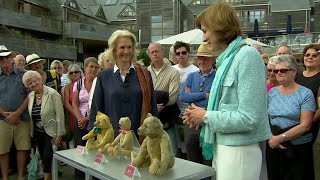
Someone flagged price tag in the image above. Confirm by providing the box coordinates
[95,152,108,164]
[76,145,88,156]
[124,164,140,179]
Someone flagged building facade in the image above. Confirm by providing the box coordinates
[0,0,137,62]
[136,0,319,48]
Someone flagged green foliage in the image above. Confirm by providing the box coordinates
[137,48,150,67]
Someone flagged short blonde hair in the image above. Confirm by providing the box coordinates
[50,60,63,69]
[98,49,113,68]
[22,70,42,87]
[196,2,243,45]
[108,30,137,64]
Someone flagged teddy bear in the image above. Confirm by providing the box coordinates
[131,113,175,175]
[105,117,134,156]
[82,111,114,152]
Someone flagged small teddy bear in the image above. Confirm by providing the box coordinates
[82,111,114,151]
[131,113,175,175]
[105,117,134,156]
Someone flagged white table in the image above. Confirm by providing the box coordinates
[53,148,215,180]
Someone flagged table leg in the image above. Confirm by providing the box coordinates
[52,156,58,180]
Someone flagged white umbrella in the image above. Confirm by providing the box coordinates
[245,38,269,47]
[156,29,203,45]
[156,29,269,47]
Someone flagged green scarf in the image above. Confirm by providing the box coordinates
[200,36,246,160]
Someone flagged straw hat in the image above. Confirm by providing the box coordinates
[26,53,46,66]
[0,45,15,57]
[194,43,215,57]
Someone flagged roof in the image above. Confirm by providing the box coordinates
[270,0,311,12]
[102,4,136,21]
[24,0,49,9]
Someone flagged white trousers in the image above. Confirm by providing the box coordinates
[214,143,262,180]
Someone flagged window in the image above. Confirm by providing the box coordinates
[119,6,136,17]
[151,16,174,42]
[189,0,212,6]
[105,0,118,5]
[120,0,134,4]
[69,2,76,8]
[244,10,266,22]
[183,19,188,32]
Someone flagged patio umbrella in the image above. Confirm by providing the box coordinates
[254,19,259,36]
[156,29,203,45]
[286,15,292,34]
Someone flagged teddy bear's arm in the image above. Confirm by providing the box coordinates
[111,134,121,146]
[97,129,114,148]
[121,132,133,148]
[82,130,95,140]
[159,138,171,168]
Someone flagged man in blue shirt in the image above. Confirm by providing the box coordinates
[0,45,30,180]
[179,42,215,166]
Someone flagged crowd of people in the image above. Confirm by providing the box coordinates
[0,2,320,180]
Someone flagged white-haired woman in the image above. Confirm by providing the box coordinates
[98,49,113,70]
[267,56,280,92]
[89,30,158,139]
[22,71,65,180]
[267,55,316,180]
[62,64,82,146]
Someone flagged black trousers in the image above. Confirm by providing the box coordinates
[266,142,314,180]
[184,125,212,166]
[34,131,53,173]
[73,120,88,178]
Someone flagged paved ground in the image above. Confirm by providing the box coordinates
[8,163,75,180]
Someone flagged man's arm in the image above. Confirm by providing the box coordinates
[4,96,28,124]
[167,70,180,106]
[179,73,206,103]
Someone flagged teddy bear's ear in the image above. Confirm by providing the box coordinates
[146,113,152,118]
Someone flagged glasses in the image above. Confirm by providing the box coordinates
[175,51,188,56]
[304,53,319,58]
[200,81,204,92]
[69,71,80,75]
[273,69,293,74]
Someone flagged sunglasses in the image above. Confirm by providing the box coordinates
[175,51,188,56]
[200,81,204,92]
[304,53,319,58]
[69,71,80,75]
[273,69,293,74]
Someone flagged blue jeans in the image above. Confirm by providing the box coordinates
[165,126,178,156]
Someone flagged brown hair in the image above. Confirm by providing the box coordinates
[196,2,243,45]
[84,57,98,68]
[301,44,320,62]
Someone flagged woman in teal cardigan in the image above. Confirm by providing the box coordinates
[182,3,272,180]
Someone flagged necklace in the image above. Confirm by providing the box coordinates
[36,93,42,100]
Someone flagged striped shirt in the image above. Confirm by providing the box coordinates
[32,101,45,132]
[148,61,180,106]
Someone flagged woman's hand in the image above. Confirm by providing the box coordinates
[54,136,62,146]
[268,135,286,149]
[78,117,88,130]
[182,103,206,130]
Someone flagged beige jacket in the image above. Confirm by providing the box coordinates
[28,85,66,137]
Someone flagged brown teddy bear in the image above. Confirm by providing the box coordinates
[131,113,175,175]
[82,111,114,152]
[105,117,134,156]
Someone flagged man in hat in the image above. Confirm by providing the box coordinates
[0,45,30,180]
[147,42,180,155]
[179,42,216,166]
[26,53,61,92]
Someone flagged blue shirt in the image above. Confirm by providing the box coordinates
[0,66,30,121]
[268,86,316,145]
[179,69,215,108]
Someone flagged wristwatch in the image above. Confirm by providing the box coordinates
[281,133,287,142]
[202,112,209,124]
